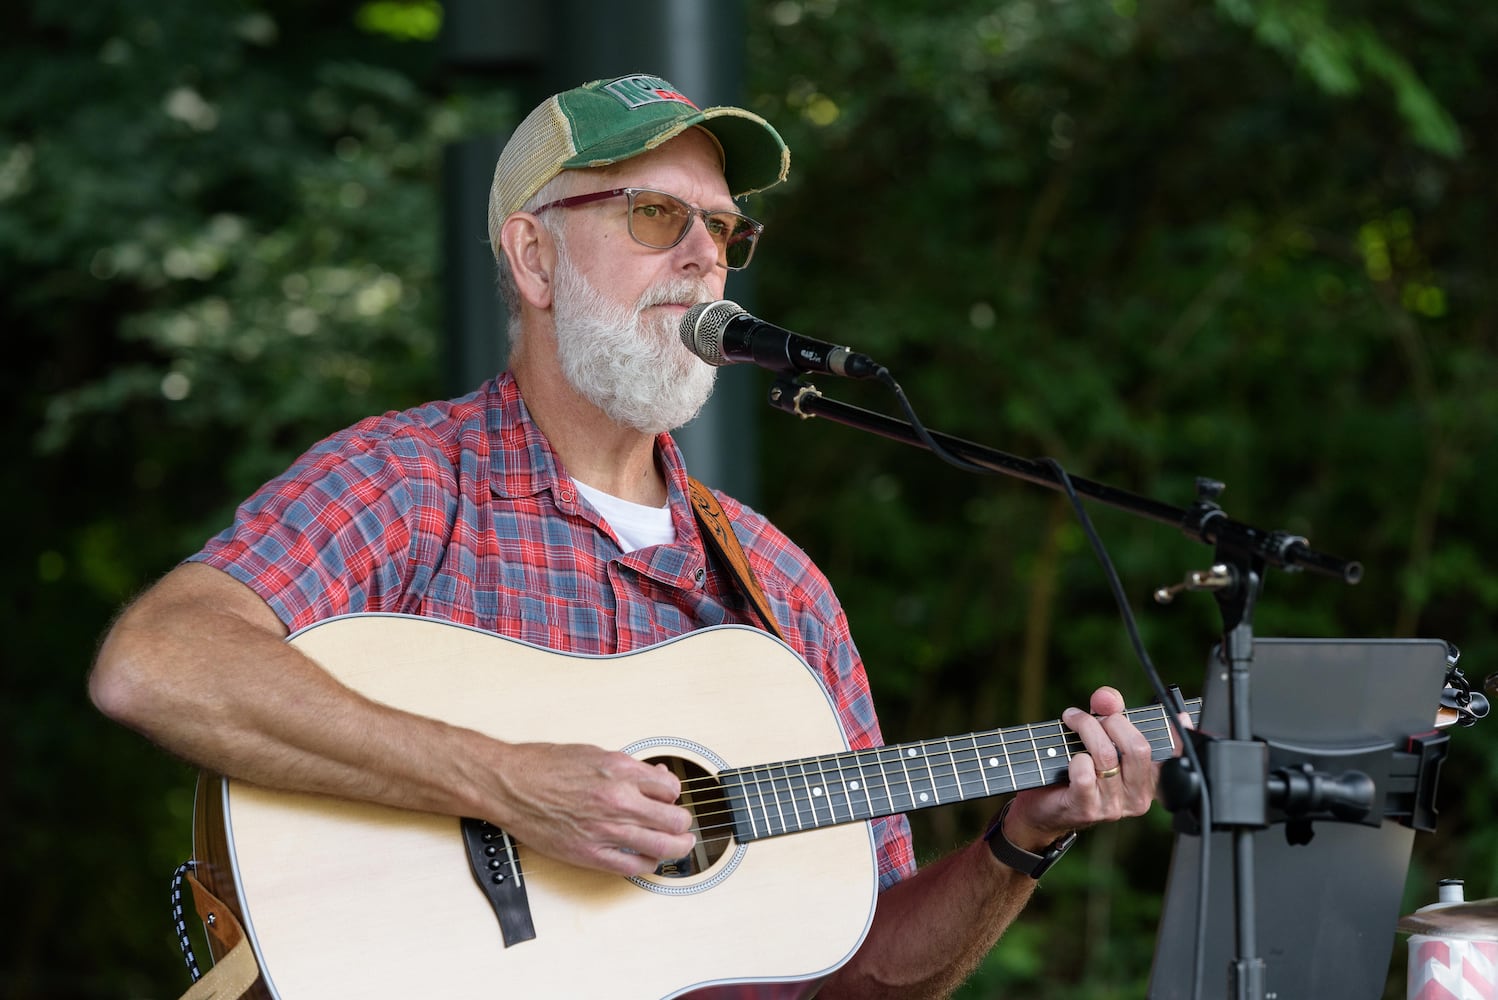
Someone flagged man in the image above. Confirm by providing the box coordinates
[89,73,1160,998]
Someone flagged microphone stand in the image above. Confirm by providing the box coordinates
[767,377,1361,1000]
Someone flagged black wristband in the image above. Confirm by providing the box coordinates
[983,799,1077,879]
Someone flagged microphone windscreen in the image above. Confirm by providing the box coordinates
[678,299,746,366]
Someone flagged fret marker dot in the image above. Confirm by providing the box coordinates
[849,781,860,790]
[919,792,930,803]
[906,748,917,757]
[1046,748,1058,757]
[812,787,823,797]
[987,758,999,767]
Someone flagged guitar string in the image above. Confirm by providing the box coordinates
[679,731,1176,842]
[680,705,1196,793]
[483,713,1195,863]
[680,710,1191,802]
[680,713,1188,810]
[667,711,1194,843]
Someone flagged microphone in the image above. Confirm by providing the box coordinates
[679,300,884,380]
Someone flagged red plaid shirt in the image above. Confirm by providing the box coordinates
[193,371,916,997]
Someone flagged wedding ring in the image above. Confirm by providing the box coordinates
[1098,765,1122,778]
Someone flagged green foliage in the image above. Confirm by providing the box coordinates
[2,1,510,994]
[356,0,442,41]
[6,0,1497,997]
[1215,0,1463,155]
[748,0,1498,995]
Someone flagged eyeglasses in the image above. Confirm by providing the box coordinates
[532,187,764,270]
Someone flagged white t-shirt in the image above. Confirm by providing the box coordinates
[573,480,675,552]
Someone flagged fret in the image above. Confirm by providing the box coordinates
[753,766,779,837]
[853,746,891,814]
[928,742,952,802]
[1024,722,1046,789]
[937,738,963,802]
[767,762,805,832]
[1145,705,1166,754]
[891,744,916,812]
[995,727,1018,793]
[734,767,762,838]
[966,732,995,798]
[844,748,874,820]
[1036,720,1070,786]
[964,735,990,799]
[899,742,938,811]
[870,744,911,813]
[930,740,951,801]
[784,760,810,830]
[1153,705,1178,756]
[922,742,946,805]
[763,765,787,835]
[824,757,855,824]
[918,740,944,807]
[797,757,834,829]
[947,735,984,800]
[738,764,779,838]
[1006,729,1044,789]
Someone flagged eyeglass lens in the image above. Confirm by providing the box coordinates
[627,190,759,269]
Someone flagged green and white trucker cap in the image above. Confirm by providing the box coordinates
[487,73,790,241]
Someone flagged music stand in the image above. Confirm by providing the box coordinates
[1148,637,1452,999]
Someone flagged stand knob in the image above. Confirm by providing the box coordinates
[1154,564,1234,604]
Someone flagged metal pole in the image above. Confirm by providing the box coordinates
[439,0,761,501]
[548,0,760,500]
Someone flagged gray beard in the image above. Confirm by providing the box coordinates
[551,258,718,435]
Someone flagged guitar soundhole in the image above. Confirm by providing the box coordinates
[646,755,733,878]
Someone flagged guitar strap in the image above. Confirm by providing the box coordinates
[688,477,790,646]
[177,872,260,1000]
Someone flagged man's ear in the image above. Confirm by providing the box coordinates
[500,213,557,310]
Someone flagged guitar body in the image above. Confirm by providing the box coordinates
[193,615,878,999]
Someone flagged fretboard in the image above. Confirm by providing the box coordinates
[719,699,1200,842]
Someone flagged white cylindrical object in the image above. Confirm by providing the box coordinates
[1407,936,1498,999]
[1406,880,1498,1000]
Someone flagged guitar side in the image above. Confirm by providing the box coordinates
[193,616,879,999]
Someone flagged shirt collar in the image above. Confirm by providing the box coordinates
[484,372,711,588]
[484,372,565,501]
[484,370,697,511]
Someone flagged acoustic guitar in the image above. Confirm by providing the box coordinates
[191,613,1198,998]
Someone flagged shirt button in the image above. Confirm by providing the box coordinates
[558,486,575,503]
[693,567,706,586]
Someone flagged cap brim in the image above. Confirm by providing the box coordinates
[562,105,789,199]
[699,106,790,198]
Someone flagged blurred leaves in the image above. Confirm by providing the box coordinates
[749,0,1497,996]
[2,1,506,995]
[5,0,1497,998]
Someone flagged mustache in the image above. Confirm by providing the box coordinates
[635,278,715,312]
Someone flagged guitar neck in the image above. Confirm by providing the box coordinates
[720,699,1201,842]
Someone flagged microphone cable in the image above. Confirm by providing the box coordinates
[871,366,1211,1000]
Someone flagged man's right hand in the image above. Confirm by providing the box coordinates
[482,742,697,876]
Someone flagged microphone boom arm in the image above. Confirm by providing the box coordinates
[766,378,1361,584]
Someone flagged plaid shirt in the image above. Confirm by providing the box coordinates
[192,371,916,998]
